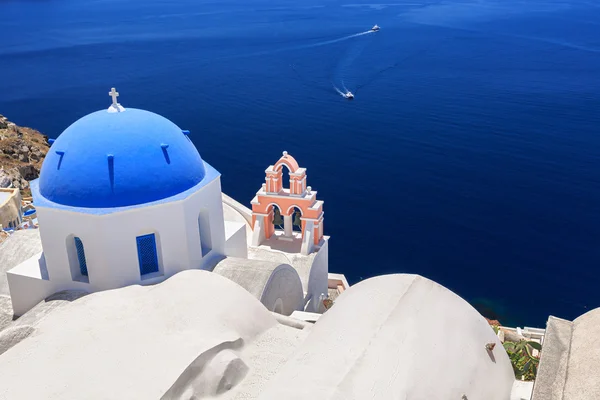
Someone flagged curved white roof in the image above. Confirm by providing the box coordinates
[258,274,515,400]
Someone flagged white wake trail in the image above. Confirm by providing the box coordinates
[218,30,375,63]
[333,85,346,97]
[296,30,373,50]
[341,81,350,93]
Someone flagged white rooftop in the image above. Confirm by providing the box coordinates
[0,270,279,399]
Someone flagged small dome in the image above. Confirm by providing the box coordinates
[39,108,206,208]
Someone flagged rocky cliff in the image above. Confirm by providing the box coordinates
[0,115,50,197]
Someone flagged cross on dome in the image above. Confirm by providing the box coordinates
[107,87,126,113]
[109,88,119,104]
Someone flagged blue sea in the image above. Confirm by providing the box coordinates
[1,0,600,327]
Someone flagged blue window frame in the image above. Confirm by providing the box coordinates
[136,234,159,276]
[74,237,88,276]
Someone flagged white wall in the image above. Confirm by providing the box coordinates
[7,252,92,316]
[224,221,248,259]
[300,220,314,255]
[181,177,226,271]
[9,175,230,315]
[251,218,265,247]
[213,257,304,316]
[304,239,329,313]
[260,264,304,316]
[36,206,112,289]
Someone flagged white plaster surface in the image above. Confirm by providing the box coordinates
[0,185,519,399]
[213,257,303,316]
[223,221,248,259]
[221,322,309,399]
[327,272,350,290]
[0,290,87,356]
[0,230,42,296]
[289,310,321,323]
[7,176,227,315]
[248,239,329,313]
[300,219,314,255]
[511,380,534,400]
[283,214,293,237]
[222,193,253,228]
[0,272,518,399]
[0,270,282,399]
[258,274,515,400]
[0,230,42,329]
[302,240,328,312]
[250,218,265,248]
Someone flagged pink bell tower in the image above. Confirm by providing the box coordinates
[251,151,324,255]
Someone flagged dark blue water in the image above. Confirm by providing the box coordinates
[2,0,600,327]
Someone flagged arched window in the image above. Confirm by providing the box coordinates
[136,233,159,276]
[291,207,302,232]
[272,205,283,231]
[280,164,291,192]
[198,209,212,257]
[74,237,88,277]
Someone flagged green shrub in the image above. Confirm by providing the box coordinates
[503,340,541,381]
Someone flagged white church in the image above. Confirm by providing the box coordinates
[0,89,527,400]
[6,88,333,317]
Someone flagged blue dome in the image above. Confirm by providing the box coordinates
[39,108,206,208]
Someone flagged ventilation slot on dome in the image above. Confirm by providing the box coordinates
[107,154,115,191]
[161,144,171,164]
[55,151,65,170]
[182,130,191,142]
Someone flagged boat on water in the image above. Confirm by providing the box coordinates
[371,24,380,32]
[344,91,354,99]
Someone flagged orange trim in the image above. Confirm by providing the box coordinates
[252,152,324,247]
[274,153,300,173]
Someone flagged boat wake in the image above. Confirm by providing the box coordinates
[330,30,376,99]
[291,28,459,100]
[333,81,353,98]
[297,30,373,51]
[244,30,374,60]
[289,30,375,96]
[333,84,346,97]
[354,39,453,93]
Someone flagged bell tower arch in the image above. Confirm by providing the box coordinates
[251,151,324,255]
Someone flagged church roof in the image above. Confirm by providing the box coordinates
[0,270,281,399]
[38,107,207,208]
